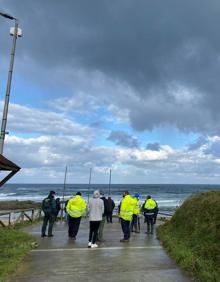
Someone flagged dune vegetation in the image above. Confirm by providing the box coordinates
[157,191,220,282]
[0,226,36,281]
[0,200,40,210]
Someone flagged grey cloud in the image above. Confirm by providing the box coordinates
[5,103,92,137]
[5,133,220,184]
[108,130,139,148]
[204,140,220,157]
[187,136,207,151]
[5,135,117,169]
[146,142,160,151]
[2,1,220,133]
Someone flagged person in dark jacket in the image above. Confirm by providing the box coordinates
[142,195,157,235]
[55,198,61,220]
[97,191,109,242]
[41,191,57,237]
[106,196,115,223]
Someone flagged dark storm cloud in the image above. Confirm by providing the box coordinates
[108,130,139,148]
[2,0,220,133]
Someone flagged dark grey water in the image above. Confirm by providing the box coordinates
[0,183,219,212]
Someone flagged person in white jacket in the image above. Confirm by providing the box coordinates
[88,190,104,248]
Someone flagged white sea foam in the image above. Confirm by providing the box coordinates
[0,195,43,202]
[0,193,17,197]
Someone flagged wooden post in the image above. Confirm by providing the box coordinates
[9,212,11,225]
[31,209,34,221]
[0,220,5,227]
[21,211,24,223]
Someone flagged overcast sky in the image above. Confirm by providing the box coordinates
[1,0,220,183]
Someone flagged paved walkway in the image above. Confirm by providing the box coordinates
[12,219,191,282]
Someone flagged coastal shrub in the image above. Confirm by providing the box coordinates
[157,191,220,282]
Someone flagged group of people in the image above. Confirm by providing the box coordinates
[118,191,158,242]
[41,190,158,248]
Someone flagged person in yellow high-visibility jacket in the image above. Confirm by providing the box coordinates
[131,192,141,233]
[119,191,136,242]
[66,192,87,240]
[143,195,157,235]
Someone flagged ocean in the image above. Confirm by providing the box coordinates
[0,183,219,212]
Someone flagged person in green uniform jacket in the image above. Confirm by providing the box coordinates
[119,191,136,242]
[41,190,57,237]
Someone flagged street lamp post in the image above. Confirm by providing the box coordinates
[0,12,22,155]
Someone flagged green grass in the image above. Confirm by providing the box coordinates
[157,191,220,282]
[0,227,37,282]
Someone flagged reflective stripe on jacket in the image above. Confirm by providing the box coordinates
[66,195,87,218]
[133,198,140,215]
[119,195,136,221]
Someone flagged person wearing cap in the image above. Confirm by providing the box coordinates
[97,191,109,242]
[131,192,141,233]
[88,190,104,248]
[119,191,136,242]
[66,192,87,240]
[142,195,157,234]
[41,191,57,237]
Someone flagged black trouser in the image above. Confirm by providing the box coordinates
[41,213,55,236]
[89,221,100,244]
[121,218,130,240]
[68,216,81,237]
[107,211,113,223]
[131,214,138,230]
[145,216,154,232]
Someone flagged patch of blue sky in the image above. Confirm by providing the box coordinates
[0,74,53,109]
[94,116,199,149]
[69,105,199,150]
[11,76,47,107]
[95,108,199,149]
[95,137,115,147]
[8,131,41,138]
[136,127,199,149]
[65,106,110,126]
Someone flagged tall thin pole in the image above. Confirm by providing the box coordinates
[108,169,112,196]
[0,20,19,154]
[87,168,92,203]
[62,165,68,220]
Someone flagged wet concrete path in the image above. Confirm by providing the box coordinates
[12,219,191,282]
